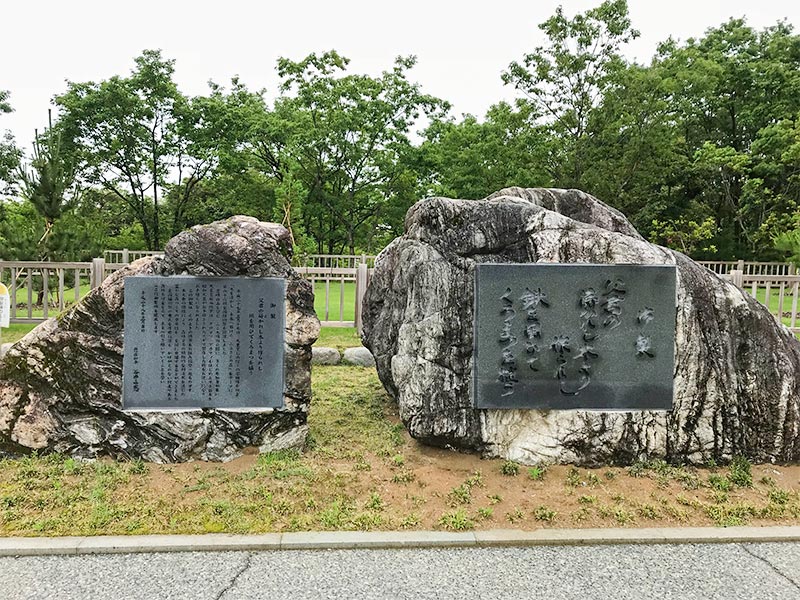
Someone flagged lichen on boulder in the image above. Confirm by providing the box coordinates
[0,216,319,462]
[362,187,800,466]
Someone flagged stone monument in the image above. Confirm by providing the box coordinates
[0,216,319,462]
[362,187,800,466]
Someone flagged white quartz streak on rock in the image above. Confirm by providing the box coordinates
[0,216,320,462]
[362,188,800,465]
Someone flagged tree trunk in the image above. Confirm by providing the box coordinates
[151,127,160,250]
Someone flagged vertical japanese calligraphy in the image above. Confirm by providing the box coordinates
[474,264,676,410]
[122,276,286,410]
[497,288,518,396]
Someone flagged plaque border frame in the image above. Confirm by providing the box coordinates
[471,262,677,412]
[122,274,287,411]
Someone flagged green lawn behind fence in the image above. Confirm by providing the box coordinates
[2,282,91,320]
[7,280,356,323]
[753,287,798,328]
[2,281,798,340]
[2,281,359,343]
[0,323,38,344]
[313,280,356,323]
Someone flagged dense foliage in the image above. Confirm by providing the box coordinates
[2,1,799,260]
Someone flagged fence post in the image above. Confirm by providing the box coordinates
[736,259,745,274]
[354,263,368,334]
[730,269,744,288]
[122,248,130,264]
[91,258,106,289]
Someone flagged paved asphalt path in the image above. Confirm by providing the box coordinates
[2,542,800,599]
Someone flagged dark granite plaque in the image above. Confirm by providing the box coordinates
[473,264,676,410]
[123,276,286,410]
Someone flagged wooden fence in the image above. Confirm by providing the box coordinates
[105,250,379,269]
[1,256,373,331]
[104,249,164,264]
[292,253,377,269]
[722,270,800,333]
[294,264,371,329]
[698,260,796,276]
[0,261,97,323]
[101,252,375,330]
[7,253,795,334]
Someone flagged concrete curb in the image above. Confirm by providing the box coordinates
[2,526,800,557]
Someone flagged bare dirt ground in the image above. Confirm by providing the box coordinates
[1,365,798,536]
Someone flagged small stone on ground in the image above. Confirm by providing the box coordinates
[342,347,375,367]
[312,347,341,365]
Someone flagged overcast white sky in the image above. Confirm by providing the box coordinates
[2,0,799,153]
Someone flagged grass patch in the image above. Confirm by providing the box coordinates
[729,456,753,488]
[528,466,547,481]
[500,460,519,476]
[313,281,355,323]
[1,367,800,536]
[314,327,361,351]
[438,509,475,531]
[308,365,403,458]
[0,322,37,344]
[533,505,557,522]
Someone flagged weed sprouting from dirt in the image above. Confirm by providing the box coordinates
[0,367,798,536]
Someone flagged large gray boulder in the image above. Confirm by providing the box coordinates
[362,188,800,466]
[0,216,320,462]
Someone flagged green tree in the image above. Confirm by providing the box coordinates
[649,216,718,257]
[56,50,230,249]
[0,200,43,260]
[502,0,638,186]
[653,19,800,257]
[579,63,689,232]
[177,79,282,232]
[774,228,800,268]
[0,90,22,195]
[268,51,448,253]
[18,115,78,259]
[421,100,552,200]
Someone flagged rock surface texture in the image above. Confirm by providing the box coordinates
[0,216,319,462]
[362,188,800,466]
[312,347,341,366]
[342,347,376,367]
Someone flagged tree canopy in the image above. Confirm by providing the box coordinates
[0,90,21,195]
[2,2,800,262]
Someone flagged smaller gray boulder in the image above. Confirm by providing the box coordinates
[0,343,11,360]
[342,347,376,367]
[312,347,341,365]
